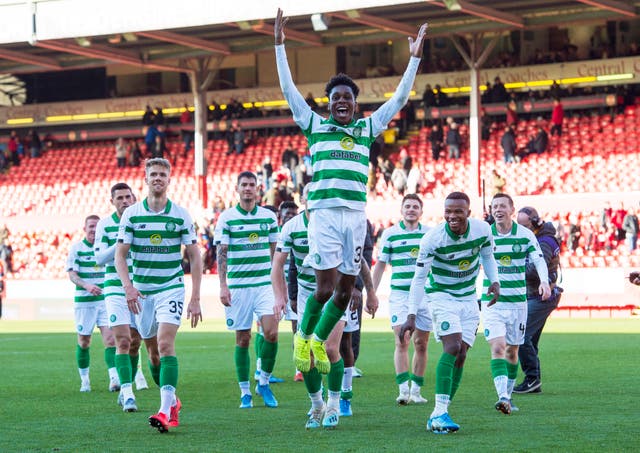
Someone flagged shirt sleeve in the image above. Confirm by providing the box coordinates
[93,218,115,265]
[377,228,392,263]
[277,221,293,253]
[117,209,134,245]
[180,208,198,245]
[480,226,499,284]
[66,243,78,272]
[370,56,421,136]
[275,44,313,130]
[408,232,435,315]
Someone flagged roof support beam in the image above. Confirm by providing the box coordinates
[0,48,61,70]
[436,0,524,28]
[328,10,417,35]
[35,40,189,73]
[574,0,636,18]
[248,22,322,46]
[136,30,231,55]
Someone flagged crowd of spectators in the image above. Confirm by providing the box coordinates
[1,129,44,173]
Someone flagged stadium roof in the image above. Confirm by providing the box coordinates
[0,0,638,75]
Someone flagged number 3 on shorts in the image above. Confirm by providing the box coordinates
[354,246,362,264]
[169,300,184,316]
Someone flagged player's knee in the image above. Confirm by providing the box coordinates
[315,286,333,304]
[116,336,132,352]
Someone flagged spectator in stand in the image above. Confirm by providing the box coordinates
[0,238,12,274]
[0,260,4,318]
[422,84,435,108]
[8,131,19,167]
[524,124,549,156]
[232,126,245,155]
[434,84,448,107]
[501,125,516,164]
[399,147,412,176]
[305,93,318,110]
[391,161,407,195]
[549,81,562,100]
[491,77,508,104]
[145,124,159,157]
[406,166,421,195]
[129,139,142,167]
[180,104,194,155]
[491,169,506,196]
[281,143,299,184]
[29,129,42,158]
[429,123,444,161]
[601,201,612,229]
[142,105,155,126]
[550,98,564,137]
[378,155,394,186]
[622,206,639,252]
[115,137,127,168]
[154,126,168,160]
[482,82,493,104]
[154,106,165,126]
[567,214,581,253]
[262,156,274,190]
[612,202,627,241]
[446,122,461,159]
[506,101,518,127]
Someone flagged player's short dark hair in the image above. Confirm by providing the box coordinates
[492,192,513,207]
[279,201,298,213]
[445,191,470,205]
[84,214,100,225]
[262,204,278,214]
[237,171,257,185]
[325,73,360,99]
[402,193,423,208]
[110,182,132,198]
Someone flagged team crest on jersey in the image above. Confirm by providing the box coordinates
[150,234,162,245]
[248,233,259,243]
[93,264,100,271]
[441,321,450,331]
[512,243,522,253]
[458,260,470,270]
[410,248,419,258]
[260,222,269,231]
[165,220,177,232]
[340,136,355,150]
[499,256,512,266]
[352,126,362,138]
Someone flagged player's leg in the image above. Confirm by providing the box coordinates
[149,322,179,432]
[409,328,430,404]
[130,327,149,390]
[322,320,345,428]
[97,303,119,392]
[505,344,520,411]
[74,305,93,392]
[392,324,411,404]
[339,308,358,417]
[485,306,510,414]
[235,329,253,407]
[449,301,479,403]
[107,295,136,409]
[254,319,264,380]
[257,312,279,408]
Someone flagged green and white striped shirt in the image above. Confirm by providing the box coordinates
[377,221,429,294]
[94,212,132,298]
[481,222,546,306]
[67,238,104,304]
[216,204,278,289]
[118,198,197,295]
[276,211,316,293]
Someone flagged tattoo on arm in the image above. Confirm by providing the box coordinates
[360,261,374,293]
[69,271,85,288]
[217,244,228,282]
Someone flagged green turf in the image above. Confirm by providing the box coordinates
[1,318,638,452]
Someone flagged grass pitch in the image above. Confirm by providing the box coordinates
[1,318,638,452]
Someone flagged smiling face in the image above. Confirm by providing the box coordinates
[328,85,357,125]
[491,196,514,228]
[401,198,423,226]
[111,188,134,217]
[145,164,170,196]
[444,198,471,236]
[84,217,98,244]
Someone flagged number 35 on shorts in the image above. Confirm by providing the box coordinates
[169,300,183,316]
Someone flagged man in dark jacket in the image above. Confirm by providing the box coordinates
[514,207,563,394]
[500,126,516,163]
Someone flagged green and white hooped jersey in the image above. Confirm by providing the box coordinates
[481,222,541,306]
[216,204,278,289]
[66,238,105,304]
[94,212,132,297]
[417,218,495,302]
[118,198,197,295]
[304,114,376,211]
[276,211,316,293]
[377,221,429,294]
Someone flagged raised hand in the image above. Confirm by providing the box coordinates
[408,23,428,58]
[275,8,289,45]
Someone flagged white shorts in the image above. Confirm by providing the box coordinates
[389,291,433,332]
[482,303,527,345]
[430,298,480,347]
[343,307,360,333]
[105,294,138,329]
[284,300,297,322]
[134,287,185,340]
[74,302,109,335]
[296,284,349,325]
[304,208,366,276]
[226,285,275,331]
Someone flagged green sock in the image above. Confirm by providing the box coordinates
[255,333,265,361]
[76,345,90,369]
[395,371,410,385]
[115,353,133,384]
[328,359,344,392]
[341,390,353,400]
[149,360,161,386]
[507,361,519,380]
[235,346,250,382]
[434,352,456,396]
[491,358,508,379]
[130,354,139,373]
[313,300,345,341]
[160,356,178,388]
[260,340,278,374]
[303,367,323,394]
[410,373,425,387]
[450,366,464,400]
[104,346,116,369]
[299,294,325,336]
